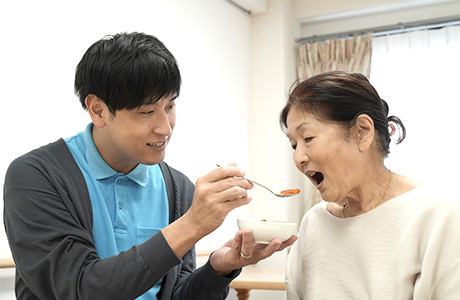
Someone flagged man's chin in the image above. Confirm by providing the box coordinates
[142,153,166,166]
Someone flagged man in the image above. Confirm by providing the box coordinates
[3,32,296,299]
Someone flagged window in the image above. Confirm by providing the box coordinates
[370,26,460,186]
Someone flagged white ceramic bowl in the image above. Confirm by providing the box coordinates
[237,218,297,244]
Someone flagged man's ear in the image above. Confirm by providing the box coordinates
[85,94,107,128]
[354,114,375,152]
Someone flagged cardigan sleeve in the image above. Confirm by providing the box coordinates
[4,140,180,300]
[158,162,241,300]
[4,141,240,300]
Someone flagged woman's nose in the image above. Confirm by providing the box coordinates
[294,146,309,168]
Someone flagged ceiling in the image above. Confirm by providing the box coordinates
[230,0,268,14]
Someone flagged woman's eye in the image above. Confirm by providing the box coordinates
[291,144,297,150]
[305,137,314,143]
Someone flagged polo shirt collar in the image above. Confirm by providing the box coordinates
[83,123,149,186]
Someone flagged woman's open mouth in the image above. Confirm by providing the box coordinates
[308,171,324,187]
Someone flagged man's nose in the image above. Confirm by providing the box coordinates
[153,112,172,136]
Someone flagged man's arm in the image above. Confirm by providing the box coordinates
[159,163,297,299]
[4,142,179,300]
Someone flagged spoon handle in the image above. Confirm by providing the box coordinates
[244,178,276,195]
[215,164,278,196]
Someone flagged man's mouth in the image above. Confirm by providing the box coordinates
[308,171,324,187]
[147,141,166,148]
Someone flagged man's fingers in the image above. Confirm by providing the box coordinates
[213,165,247,182]
[239,230,254,260]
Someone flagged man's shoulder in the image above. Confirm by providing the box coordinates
[159,161,195,198]
[7,139,79,181]
[5,139,87,195]
[10,139,66,166]
[159,162,191,183]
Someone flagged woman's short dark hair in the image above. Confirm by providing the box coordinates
[75,32,181,114]
[279,71,406,156]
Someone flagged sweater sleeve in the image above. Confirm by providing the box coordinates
[3,141,180,300]
[430,259,460,298]
[415,191,460,299]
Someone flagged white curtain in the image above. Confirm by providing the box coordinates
[370,25,460,187]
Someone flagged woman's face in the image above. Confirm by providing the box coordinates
[286,106,361,203]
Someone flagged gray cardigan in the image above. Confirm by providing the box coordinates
[4,139,239,299]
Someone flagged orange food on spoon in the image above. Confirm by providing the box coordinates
[280,189,301,195]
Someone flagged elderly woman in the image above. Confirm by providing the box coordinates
[280,71,460,299]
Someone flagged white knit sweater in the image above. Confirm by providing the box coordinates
[284,185,460,300]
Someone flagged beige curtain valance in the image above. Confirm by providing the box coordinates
[297,34,373,81]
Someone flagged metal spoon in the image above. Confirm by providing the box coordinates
[216,164,300,198]
[245,179,300,198]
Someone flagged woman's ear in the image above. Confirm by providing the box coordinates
[354,114,375,152]
[85,94,107,128]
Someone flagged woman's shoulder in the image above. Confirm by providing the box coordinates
[298,201,329,225]
[396,183,460,223]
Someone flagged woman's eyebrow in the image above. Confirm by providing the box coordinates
[286,122,310,138]
[295,122,311,132]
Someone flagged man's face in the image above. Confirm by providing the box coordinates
[93,95,176,174]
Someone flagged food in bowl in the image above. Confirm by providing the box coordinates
[237,218,297,244]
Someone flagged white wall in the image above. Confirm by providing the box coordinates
[0,0,254,299]
[2,0,458,299]
[0,0,251,262]
[246,0,302,274]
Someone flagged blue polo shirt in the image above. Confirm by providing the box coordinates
[65,123,168,299]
